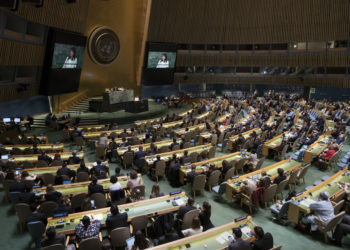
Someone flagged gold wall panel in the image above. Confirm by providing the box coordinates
[148,0,350,44]
[78,0,148,97]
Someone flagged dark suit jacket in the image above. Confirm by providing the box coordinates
[228,238,252,250]
[26,212,47,225]
[10,181,28,193]
[69,156,81,164]
[187,171,199,184]
[41,234,65,247]
[88,183,105,195]
[176,204,196,220]
[252,233,273,250]
[57,167,74,177]
[105,212,129,231]
[38,155,52,164]
[45,191,62,203]
[273,175,286,185]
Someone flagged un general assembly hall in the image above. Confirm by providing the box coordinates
[1,0,350,249]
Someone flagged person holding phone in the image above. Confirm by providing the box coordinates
[227,228,252,250]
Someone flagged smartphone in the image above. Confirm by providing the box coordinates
[91,200,95,207]
[228,236,233,242]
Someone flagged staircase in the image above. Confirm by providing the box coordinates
[65,98,89,115]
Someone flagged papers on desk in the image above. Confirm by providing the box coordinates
[299,198,315,208]
[215,231,232,245]
[241,226,251,236]
[174,199,185,206]
[85,213,103,221]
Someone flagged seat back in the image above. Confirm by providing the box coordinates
[322,211,345,232]
[41,173,55,186]
[189,152,199,163]
[333,190,346,203]
[297,164,310,180]
[182,209,199,230]
[41,244,65,250]
[15,203,32,223]
[280,145,289,159]
[27,221,46,241]
[51,160,62,167]
[211,134,218,146]
[192,174,206,192]
[110,189,126,204]
[208,146,216,158]
[155,161,166,177]
[183,142,191,148]
[36,160,49,168]
[123,152,134,165]
[264,184,278,203]
[208,170,221,187]
[90,193,107,208]
[235,158,246,172]
[77,172,89,182]
[9,191,22,205]
[79,237,101,250]
[41,201,58,217]
[224,167,236,181]
[333,200,345,215]
[172,144,180,150]
[95,146,105,159]
[71,193,87,211]
[255,157,265,170]
[159,145,169,153]
[276,179,288,195]
[287,169,300,185]
[131,215,148,232]
[24,148,35,154]
[75,136,85,147]
[110,227,130,248]
[22,160,34,168]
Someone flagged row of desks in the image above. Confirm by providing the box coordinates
[179,151,245,185]
[145,144,214,165]
[33,174,142,197]
[1,143,64,153]
[288,169,350,224]
[303,135,331,163]
[47,192,188,235]
[151,217,257,250]
[23,162,109,176]
[8,151,84,164]
[226,159,302,201]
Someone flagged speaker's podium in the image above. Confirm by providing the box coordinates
[124,99,149,113]
[89,88,134,112]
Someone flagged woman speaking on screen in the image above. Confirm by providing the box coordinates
[156,53,169,68]
[62,47,78,68]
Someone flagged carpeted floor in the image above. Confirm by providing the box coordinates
[1,107,349,250]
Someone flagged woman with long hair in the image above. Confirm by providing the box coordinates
[199,201,214,231]
[150,184,164,198]
[62,47,78,68]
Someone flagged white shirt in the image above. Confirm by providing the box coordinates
[182,226,203,237]
[62,57,77,68]
[156,60,169,68]
[109,182,122,191]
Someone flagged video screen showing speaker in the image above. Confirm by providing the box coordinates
[40,28,87,95]
[142,42,177,85]
[51,43,85,69]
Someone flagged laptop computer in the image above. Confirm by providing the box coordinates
[1,155,9,161]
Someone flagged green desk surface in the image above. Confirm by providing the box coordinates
[306,136,330,154]
[265,136,283,147]
[47,193,187,234]
[9,152,84,163]
[117,139,178,155]
[145,145,212,164]
[2,144,64,151]
[180,152,244,175]
[294,170,350,211]
[24,162,108,176]
[154,218,256,250]
[33,175,136,196]
[228,159,300,190]
[175,124,206,135]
